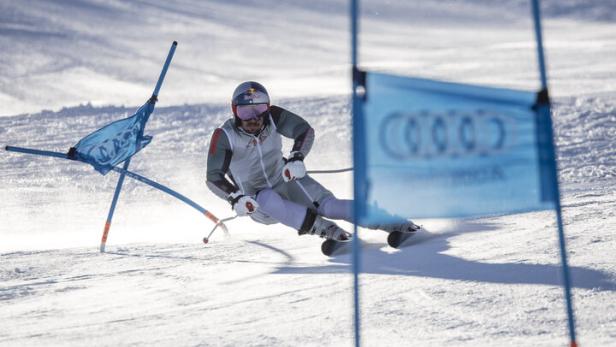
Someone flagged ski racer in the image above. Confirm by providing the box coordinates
[206,81,419,241]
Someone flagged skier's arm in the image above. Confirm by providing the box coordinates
[206,128,238,200]
[270,105,314,158]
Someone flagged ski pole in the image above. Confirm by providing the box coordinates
[307,167,353,174]
[203,215,237,244]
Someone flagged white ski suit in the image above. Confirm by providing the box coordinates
[206,105,353,232]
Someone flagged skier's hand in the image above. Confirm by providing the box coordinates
[229,192,259,216]
[282,151,306,182]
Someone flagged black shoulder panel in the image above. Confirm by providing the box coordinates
[269,105,284,126]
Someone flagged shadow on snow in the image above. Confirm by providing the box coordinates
[270,220,616,292]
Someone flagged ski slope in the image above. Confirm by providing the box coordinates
[1,1,616,346]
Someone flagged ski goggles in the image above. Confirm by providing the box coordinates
[236,104,269,121]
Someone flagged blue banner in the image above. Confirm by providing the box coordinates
[356,72,557,222]
[72,102,154,175]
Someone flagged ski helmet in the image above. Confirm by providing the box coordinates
[231,81,270,121]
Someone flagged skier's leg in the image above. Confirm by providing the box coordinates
[252,188,307,230]
[362,204,421,233]
[287,176,402,227]
[255,188,349,240]
[317,196,353,222]
[286,175,334,209]
[318,196,420,233]
[283,176,355,228]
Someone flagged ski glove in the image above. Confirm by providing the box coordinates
[282,151,306,182]
[228,191,259,216]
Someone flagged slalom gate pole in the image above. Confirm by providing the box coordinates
[5,146,68,159]
[100,41,178,251]
[531,1,577,346]
[532,0,577,347]
[100,159,130,252]
[350,0,362,346]
[531,0,548,90]
[151,41,178,100]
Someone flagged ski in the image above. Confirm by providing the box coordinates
[321,238,351,256]
[387,230,417,248]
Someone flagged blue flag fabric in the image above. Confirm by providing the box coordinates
[356,72,557,222]
[72,101,154,175]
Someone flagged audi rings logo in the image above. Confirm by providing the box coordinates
[87,122,142,165]
[378,110,513,159]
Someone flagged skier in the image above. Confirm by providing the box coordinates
[206,81,419,243]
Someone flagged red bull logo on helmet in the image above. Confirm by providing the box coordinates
[240,89,267,104]
[232,81,270,107]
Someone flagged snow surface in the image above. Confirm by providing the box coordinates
[1,1,616,346]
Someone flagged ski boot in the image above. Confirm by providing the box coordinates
[300,215,350,241]
[377,221,421,234]
[309,217,352,256]
[372,221,420,248]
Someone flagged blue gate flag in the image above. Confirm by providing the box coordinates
[70,101,154,175]
[356,72,557,222]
